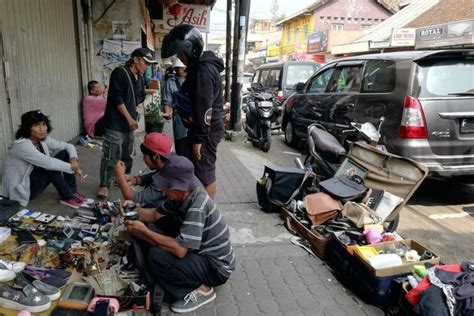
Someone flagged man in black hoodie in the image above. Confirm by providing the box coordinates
[161,25,225,199]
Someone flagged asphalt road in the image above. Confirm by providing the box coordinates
[238,131,474,265]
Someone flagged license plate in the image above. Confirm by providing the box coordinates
[460,118,474,134]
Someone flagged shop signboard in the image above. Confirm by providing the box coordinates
[163,4,210,33]
[267,45,281,57]
[415,19,474,49]
[307,31,328,53]
[390,28,416,47]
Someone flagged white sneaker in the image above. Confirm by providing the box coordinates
[0,269,16,282]
[0,258,26,273]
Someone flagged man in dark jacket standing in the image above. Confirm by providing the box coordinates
[97,48,157,198]
[161,25,225,199]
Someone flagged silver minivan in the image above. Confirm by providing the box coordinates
[282,50,474,177]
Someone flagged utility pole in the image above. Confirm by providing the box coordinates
[230,0,251,132]
[224,0,232,102]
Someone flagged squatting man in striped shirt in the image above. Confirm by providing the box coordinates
[125,155,235,313]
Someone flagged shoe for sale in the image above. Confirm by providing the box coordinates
[73,192,94,205]
[0,269,16,282]
[59,197,82,209]
[13,272,61,301]
[0,284,50,313]
[170,288,216,313]
[0,258,26,273]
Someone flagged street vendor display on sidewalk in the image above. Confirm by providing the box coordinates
[253,140,474,314]
[0,199,153,314]
[0,154,235,315]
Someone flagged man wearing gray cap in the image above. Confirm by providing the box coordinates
[97,48,157,199]
[125,155,235,313]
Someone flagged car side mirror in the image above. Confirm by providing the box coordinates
[295,82,305,93]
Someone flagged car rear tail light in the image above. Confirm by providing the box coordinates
[277,90,283,103]
[398,95,428,139]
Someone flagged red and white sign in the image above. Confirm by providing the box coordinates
[391,28,416,47]
[163,4,210,33]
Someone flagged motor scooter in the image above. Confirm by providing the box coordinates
[295,117,406,232]
[304,118,385,181]
[243,87,276,152]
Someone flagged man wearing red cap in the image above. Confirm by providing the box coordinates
[113,132,175,206]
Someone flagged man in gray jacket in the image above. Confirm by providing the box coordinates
[2,110,91,208]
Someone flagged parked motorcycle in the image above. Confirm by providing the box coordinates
[304,118,384,181]
[297,117,402,232]
[243,87,277,152]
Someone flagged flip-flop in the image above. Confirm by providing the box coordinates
[96,188,109,199]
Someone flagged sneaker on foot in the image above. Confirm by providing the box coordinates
[73,192,94,205]
[0,258,26,273]
[13,272,61,301]
[59,197,82,209]
[170,288,216,313]
[0,269,16,282]
[0,284,50,313]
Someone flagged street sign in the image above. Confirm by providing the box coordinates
[390,28,416,47]
[415,19,474,49]
[163,4,211,33]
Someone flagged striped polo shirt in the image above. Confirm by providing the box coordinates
[175,188,235,277]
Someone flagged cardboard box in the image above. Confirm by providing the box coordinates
[355,239,439,277]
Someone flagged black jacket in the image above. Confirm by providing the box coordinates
[183,51,224,144]
[104,66,146,132]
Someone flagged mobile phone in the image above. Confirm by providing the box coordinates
[35,213,56,224]
[15,229,37,244]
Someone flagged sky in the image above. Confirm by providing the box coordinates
[209,0,315,39]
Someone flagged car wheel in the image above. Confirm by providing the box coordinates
[284,120,300,147]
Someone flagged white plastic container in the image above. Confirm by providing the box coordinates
[367,254,402,269]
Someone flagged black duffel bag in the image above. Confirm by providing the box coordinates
[319,175,368,202]
[257,165,307,213]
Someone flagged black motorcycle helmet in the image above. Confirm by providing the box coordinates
[161,24,203,64]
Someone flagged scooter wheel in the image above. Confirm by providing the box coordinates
[261,140,271,152]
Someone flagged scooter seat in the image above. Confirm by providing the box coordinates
[310,127,346,156]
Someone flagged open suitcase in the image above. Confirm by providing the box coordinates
[282,142,429,258]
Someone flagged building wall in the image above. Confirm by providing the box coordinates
[281,15,315,55]
[90,0,143,88]
[315,0,391,32]
[0,0,83,173]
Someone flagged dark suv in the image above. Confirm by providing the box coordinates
[282,50,474,177]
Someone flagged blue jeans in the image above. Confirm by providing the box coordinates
[99,128,134,187]
[29,150,76,200]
